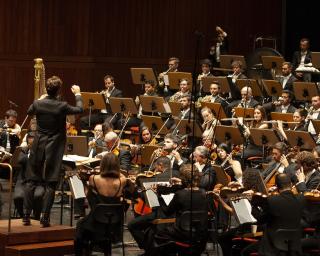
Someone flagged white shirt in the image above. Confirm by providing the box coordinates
[308,110,320,135]
[282,74,291,88]
[298,51,307,68]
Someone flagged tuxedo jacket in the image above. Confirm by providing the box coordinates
[274,104,297,113]
[26,95,83,182]
[292,50,312,70]
[277,74,297,92]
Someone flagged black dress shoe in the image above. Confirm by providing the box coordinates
[22,214,31,226]
[40,213,50,227]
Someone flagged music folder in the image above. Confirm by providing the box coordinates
[230,198,257,225]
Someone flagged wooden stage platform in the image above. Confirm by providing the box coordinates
[0,219,75,256]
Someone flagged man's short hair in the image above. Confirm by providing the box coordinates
[104,74,114,82]
[169,57,180,64]
[296,151,317,168]
[104,131,118,142]
[275,173,292,190]
[282,62,293,69]
[164,133,180,145]
[272,142,287,154]
[46,76,62,96]
[195,146,209,158]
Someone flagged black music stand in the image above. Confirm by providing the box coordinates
[212,165,230,186]
[250,128,280,158]
[262,79,283,97]
[141,145,160,166]
[284,130,316,150]
[167,72,193,90]
[168,102,182,117]
[220,55,247,70]
[270,112,293,122]
[81,92,106,128]
[234,107,254,119]
[201,76,231,94]
[109,97,138,116]
[293,82,319,102]
[140,96,168,114]
[64,136,88,156]
[141,115,169,135]
[173,119,203,137]
[215,125,244,145]
[201,102,227,120]
[236,79,263,97]
[130,68,157,85]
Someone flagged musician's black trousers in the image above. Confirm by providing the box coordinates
[14,180,44,219]
[24,181,57,215]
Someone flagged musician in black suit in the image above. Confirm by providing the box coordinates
[307,95,320,137]
[80,75,123,130]
[247,173,305,256]
[228,86,259,113]
[276,62,298,92]
[23,76,83,227]
[292,38,312,81]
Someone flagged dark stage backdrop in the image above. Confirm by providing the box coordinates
[0,0,282,122]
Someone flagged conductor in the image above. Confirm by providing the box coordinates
[23,76,83,227]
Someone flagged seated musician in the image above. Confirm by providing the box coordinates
[275,108,308,141]
[215,143,242,184]
[157,57,179,97]
[276,62,297,92]
[197,58,213,97]
[200,107,219,132]
[307,95,320,139]
[264,90,297,116]
[242,173,305,256]
[148,164,208,255]
[193,146,216,191]
[228,60,247,83]
[262,142,297,185]
[20,118,37,147]
[14,132,44,220]
[237,105,268,159]
[168,78,191,102]
[178,94,194,120]
[228,86,259,113]
[74,153,133,256]
[0,109,21,154]
[97,131,131,172]
[79,75,123,130]
[88,124,105,158]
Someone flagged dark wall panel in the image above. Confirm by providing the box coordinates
[0,0,282,122]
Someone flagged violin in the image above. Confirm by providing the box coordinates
[66,124,78,136]
[304,190,320,202]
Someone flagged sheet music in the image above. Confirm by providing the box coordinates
[231,198,257,224]
[163,102,172,114]
[161,193,174,206]
[164,74,169,86]
[68,175,86,199]
[63,154,90,162]
[143,181,170,208]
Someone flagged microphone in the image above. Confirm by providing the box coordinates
[8,100,19,108]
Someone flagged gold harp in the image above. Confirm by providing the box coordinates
[34,58,46,100]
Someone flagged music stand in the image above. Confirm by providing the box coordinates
[174,119,203,137]
[168,102,182,117]
[262,79,283,97]
[284,130,316,150]
[212,165,230,186]
[311,52,320,69]
[202,76,231,94]
[167,72,193,90]
[130,68,157,85]
[270,112,293,122]
[215,125,244,145]
[109,97,138,115]
[141,145,160,165]
[312,120,320,135]
[141,115,169,135]
[81,92,107,128]
[140,96,168,114]
[201,102,227,119]
[293,82,319,102]
[236,79,263,97]
[250,128,280,157]
[261,56,284,70]
[234,107,254,119]
[64,136,88,156]
[220,55,247,70]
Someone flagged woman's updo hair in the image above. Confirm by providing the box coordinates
[100,153,120,178]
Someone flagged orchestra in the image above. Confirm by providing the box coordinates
[2,33,320,256]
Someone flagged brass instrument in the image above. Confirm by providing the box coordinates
[34,58,46,100]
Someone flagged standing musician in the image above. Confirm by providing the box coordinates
[292,38,312,81]
[23,76,83,227]
[168,78,191,102]
[215,143,242,184]
[157,57,180,97]
[276,62,297,92]
[79,74,123,130]
[74,153,134,256]
[209,26,228,68]
[0,109,21,154]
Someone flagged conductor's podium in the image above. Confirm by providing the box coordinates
[0,219,74,256]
